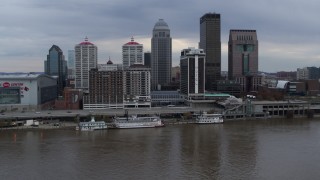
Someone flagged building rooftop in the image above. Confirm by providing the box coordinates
[129,63,149,69]
[153,19,169,30]
[79,37,94,45]
[124,37,140,45]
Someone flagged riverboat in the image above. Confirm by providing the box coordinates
[76,116,107,131]
[113,115,164,129]
[195,112,224,124]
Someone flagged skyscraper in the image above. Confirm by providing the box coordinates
[151,19,172,90]
[199,13,221,91]
[67,50,75,79]
[228,29,260,92]
[144,51,151,68]
[122,37,143,69]
[44,45,67,96]
[180,48,205,97]
[228,30,258,78]
[75,37,97,90]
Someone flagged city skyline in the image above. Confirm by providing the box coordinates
[0,0,319,72]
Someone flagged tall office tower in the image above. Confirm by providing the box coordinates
[44,45,67,96]
[199,13,221,91]
[151,19,172,90]
[144,51,151,68]
[67,50,75,79]
[180,48,205,97]
[74,37,97,90]
[122,37,143,69]
[228,29,260,92]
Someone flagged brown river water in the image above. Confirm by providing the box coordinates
[1,118,320,180]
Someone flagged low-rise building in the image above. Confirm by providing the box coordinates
[0,73,57,111]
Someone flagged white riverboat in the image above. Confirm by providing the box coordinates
[76,116,107,131]
[113,115,164,129]
[195,112,224,124]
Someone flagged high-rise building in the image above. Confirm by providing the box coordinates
[124,64,151,100]
[199,13,221,91]
[44,45,67,96]
[74,37,97,90]
[151,19,172,90]
[228,29,260,92]
[67,50,75,79]
[228,30,258,78]
[83,68,123,109]
[122,37,143,69]
[180,48,205,97]
[144,51,151,68]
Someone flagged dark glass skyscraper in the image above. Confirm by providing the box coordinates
[199,13,221,91]
[44,45,67,96]
[144,52,151,68]
[151,19,172,90]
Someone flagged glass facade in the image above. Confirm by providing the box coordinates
[0,88,21,104]
[45,45,67,96]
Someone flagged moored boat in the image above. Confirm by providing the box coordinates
[113,115,164,129]
[195,112,224,124]
[76,116,107,131]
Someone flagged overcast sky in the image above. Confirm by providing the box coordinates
[0,0,319,72]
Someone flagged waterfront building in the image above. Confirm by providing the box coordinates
[199,13,221,91]
[74,37,98,90]
[67,50,75,79]
[228,29,261,92]
[144,52,151,68]
[123,63,151,108]
[180,48,205,99]
[150,91,183,106]
[151,19,172,90]
[54,87,83,110]
[44,45,67,96]
[83,69,123,109]
[216,80,242,97]
[0,73,57,111]
[122,37,143,69]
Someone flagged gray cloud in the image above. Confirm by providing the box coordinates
[0,0,319,72]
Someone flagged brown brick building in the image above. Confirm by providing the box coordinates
[83,69,123,109]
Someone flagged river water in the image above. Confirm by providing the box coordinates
[1,119,320,180]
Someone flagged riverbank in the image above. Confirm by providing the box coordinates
[0,122,76,131]
[1,115,317,131]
